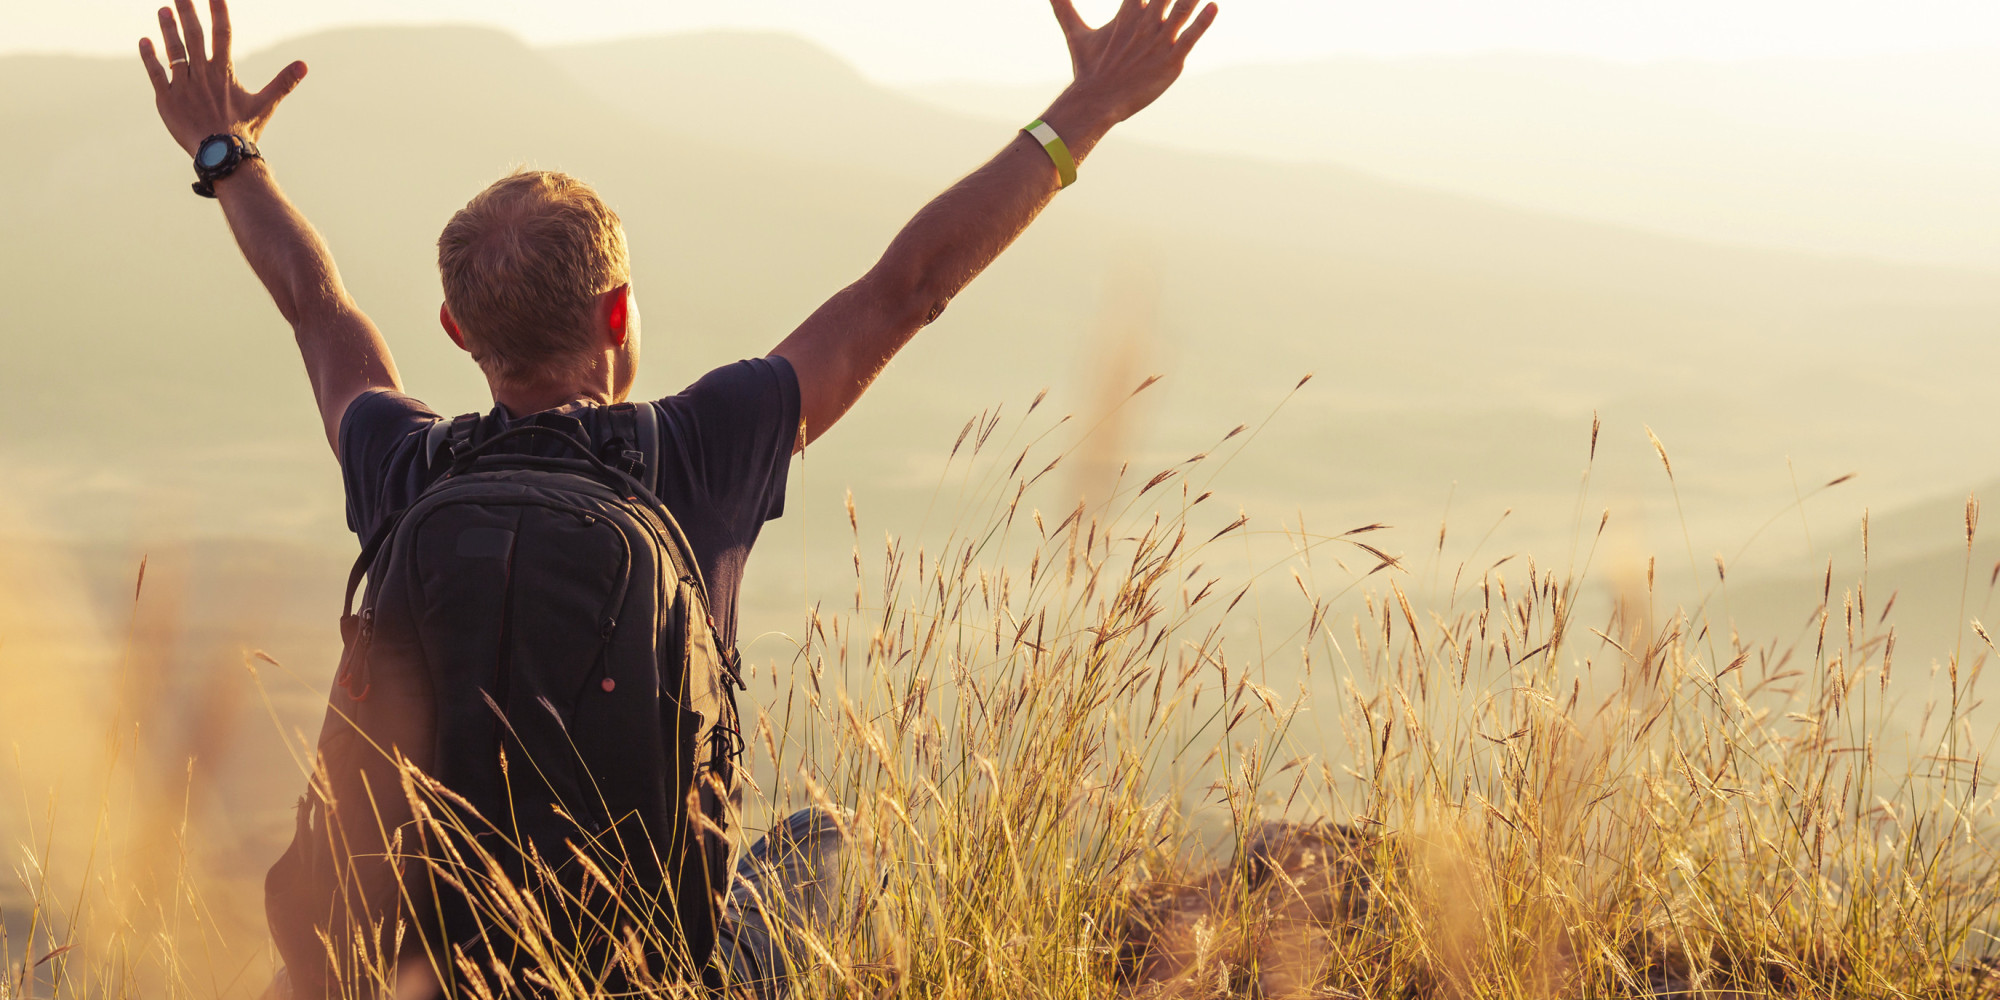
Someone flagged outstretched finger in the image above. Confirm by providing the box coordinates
[1049,0,1088,37]
[156,7,190,75]
[253,60,309,110]
[1165,0,1198,31]
[138,37,170,95]
[174,0,207,68]
[210,0,232,64]
[1175,2,1219,48]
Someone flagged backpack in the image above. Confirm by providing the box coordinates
[265,402,744,997]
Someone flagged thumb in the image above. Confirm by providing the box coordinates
[255,59,308,105]
[1049,0,1088,38]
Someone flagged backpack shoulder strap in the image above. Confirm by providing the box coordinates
[604,402,720,623]
[635,401,661,477]
[424,412,484,475]
[602,401,661,486]
[424,419,451,468]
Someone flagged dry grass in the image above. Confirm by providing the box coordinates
[5,385,1998,998]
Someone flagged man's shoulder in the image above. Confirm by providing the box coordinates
[659,357,800,451]
[646,356,801,525]
[338,388,445,466]
[338,389,448,537]
[666,355,797,407]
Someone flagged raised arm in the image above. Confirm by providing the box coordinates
[770,0,1217,449]
[141,0,399,451]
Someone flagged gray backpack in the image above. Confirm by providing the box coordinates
[265,402,743,996]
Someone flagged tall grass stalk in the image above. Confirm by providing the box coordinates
[4,393,1997,998]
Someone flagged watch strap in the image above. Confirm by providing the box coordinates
[192,134,261,199]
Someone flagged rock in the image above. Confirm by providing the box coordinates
[1117,820,1397,998]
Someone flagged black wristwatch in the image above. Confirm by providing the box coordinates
[191,133,260,198]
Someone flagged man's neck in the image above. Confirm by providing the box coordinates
[492,382,613,420]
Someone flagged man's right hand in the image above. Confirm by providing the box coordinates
[139,0,306,156]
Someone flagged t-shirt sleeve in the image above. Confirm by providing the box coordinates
[339,389,444,537]
[659,356,801,537]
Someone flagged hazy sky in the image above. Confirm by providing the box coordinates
[9,0,2000,81]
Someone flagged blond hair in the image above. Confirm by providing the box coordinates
[437,170,630,385]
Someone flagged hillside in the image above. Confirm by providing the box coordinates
[1,26,1996,670]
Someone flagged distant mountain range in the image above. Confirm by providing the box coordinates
[910,50,2000,272]
[1,27,1995,664]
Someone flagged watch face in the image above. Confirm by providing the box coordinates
[198,140,231,169]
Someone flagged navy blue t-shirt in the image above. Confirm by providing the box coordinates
[338,357,800,648]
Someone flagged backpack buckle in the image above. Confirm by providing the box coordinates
[439,413,484,471]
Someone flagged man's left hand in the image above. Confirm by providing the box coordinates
[1050,0,1219,127]
[140,0,306,156]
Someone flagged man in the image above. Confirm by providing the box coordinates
[139,0,1216,993]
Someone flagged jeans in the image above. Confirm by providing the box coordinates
[714,807,858,1000]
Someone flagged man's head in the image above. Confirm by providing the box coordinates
[437,170,638,407]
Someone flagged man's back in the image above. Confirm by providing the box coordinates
[275,365,798,992]
[339,357,800,647]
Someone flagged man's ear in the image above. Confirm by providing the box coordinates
[604,284,631,348]
[440,303,468,351]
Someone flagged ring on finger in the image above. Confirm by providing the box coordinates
[170,57,189,66]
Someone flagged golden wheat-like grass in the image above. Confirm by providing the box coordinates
[4,389,1997,999]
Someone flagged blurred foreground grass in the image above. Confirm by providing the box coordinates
[4,392,1998,999]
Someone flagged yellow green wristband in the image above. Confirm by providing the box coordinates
[1024,119,1078,189]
